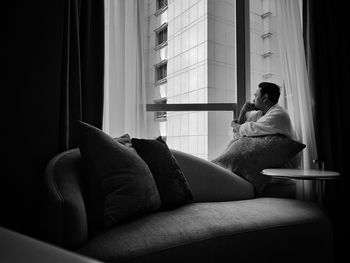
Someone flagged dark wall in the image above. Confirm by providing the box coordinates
[3,1,64,236]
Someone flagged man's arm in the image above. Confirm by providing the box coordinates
[231,102,260,139]
[237,102,256,124]
[239,109,294,138]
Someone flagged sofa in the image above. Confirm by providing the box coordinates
[0,226,102,263]
[42,146,334,263]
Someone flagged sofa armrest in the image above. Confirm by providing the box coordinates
[0,227,101,263]
[171,149,255,202]
[42,149,88,249]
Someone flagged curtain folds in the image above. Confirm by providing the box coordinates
[276,0,317,169]
[60,0,104,151]
[275,0,317,200]
[104,0,152,138]
[303,1,347,260]
[2,0,104,236]
[304,0,347,177]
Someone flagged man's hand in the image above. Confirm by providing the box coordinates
[231,121,241,132]
[241,102,256,113]
[231,120,241,140]
[236,102,256,124]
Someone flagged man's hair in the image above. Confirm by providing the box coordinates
[258,82,280,104]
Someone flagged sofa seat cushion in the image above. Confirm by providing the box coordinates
[78,198,332,263]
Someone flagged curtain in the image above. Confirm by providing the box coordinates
[104,0,154,138]
[2,0,104,237]
[60,0,105,151]
[303,0,347,178]
[303,1,347,261]
[275,0,317,200]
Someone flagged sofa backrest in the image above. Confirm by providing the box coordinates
[42,148,88,250]
[41,147,255,250]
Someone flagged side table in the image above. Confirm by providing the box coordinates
[261,168,341,205]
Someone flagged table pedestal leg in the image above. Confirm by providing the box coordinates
[316,180,326,205]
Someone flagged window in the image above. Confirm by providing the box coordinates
[154,98,167,121]
[156,0,167,12]
[144,0,289,160]
[155,24,167,48]
[145,0,242,160]
[155,61,167,82]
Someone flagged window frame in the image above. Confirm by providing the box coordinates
[154,97,167,121]
[155,0,168,16]
[147,0,250,119]
[154,23,168,50]
[154,60,167,84]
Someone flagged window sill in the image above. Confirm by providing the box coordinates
[154,42,168,51]
[154,59,167,68]
[154,23,168,33]
[154,78,167,86]
[155,117,167,122]
[154,6,168,17]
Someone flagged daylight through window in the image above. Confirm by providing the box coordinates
[143,0,291,160]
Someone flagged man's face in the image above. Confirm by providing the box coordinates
[253,88,264,110]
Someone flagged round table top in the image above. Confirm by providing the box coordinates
[261,168,341,180]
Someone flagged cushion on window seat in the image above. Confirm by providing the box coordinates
[211,135,306,194]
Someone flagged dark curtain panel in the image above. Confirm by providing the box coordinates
[2,0,104,238]
[60,0,104,151]
[303,1,348,261]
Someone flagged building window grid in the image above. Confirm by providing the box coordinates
[148,0,248,118]
[143,0,291,160]
[261,6,273,73]
[145,0,251,161]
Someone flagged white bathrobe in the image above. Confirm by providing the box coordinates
[236,104,296,140]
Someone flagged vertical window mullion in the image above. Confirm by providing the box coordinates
[236,0,250,118]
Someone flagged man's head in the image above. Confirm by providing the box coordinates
[253,82,281,110]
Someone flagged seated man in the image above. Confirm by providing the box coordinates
[231,82,296,140]
[228,82,299,197]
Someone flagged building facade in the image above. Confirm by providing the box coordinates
[144,0,282,160]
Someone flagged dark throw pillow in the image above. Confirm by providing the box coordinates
[131,136,193,210]
[77,121,161,232]
[211,135,306,194]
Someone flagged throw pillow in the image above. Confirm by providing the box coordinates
[211,135,306,194]
[77,121,161,232]
[115,133,133,147]
[131,136,193,210]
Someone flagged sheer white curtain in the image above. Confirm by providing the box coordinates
[276,0,317,199]
[104,0,151,138]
